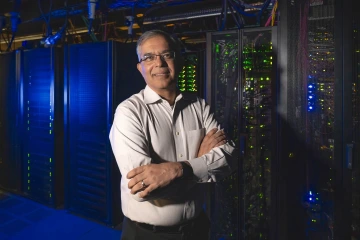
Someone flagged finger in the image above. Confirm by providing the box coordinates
[127,166,145,179]
[212,129,225,139]
[214,140,227,147]
[128,172,147,188]
[128,174,146,188]
[138,183,157,198]
[204,128,218,139]
[130,181,145,194]
[201,128,218,144]
[210,134,226,147]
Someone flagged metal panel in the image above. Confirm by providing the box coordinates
[67,42,111,223]
[66,41,143,226]
[351,0,360,237]
[0,52,20,192]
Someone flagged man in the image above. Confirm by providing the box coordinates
[109,29,236,240]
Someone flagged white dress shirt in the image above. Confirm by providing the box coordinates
[109,85,236,226]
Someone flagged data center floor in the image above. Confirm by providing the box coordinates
[0,190,122,240]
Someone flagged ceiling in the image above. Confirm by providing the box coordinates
[0,0,271,50]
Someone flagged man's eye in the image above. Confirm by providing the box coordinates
[162,53,171,59]
[143,55,155,61]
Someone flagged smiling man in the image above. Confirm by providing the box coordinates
[109,29,237,240]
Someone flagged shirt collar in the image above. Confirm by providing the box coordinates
[143,85,197,105]
[144,85,163,104]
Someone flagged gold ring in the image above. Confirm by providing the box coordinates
[141,180,146,188]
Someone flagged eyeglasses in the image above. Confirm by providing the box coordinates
[139,51,176,63]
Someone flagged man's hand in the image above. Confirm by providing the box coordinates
[197,128,226,157]
[127,162,182,198]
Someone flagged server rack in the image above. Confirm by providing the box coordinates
[206,27,278,240]
[64,41,144,226]
[178,51,204,95]
[20,47,64,207]
[0,52,20,193]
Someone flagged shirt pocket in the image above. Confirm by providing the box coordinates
[186,128,205,159]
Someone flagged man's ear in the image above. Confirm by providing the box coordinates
[137,62,142,73]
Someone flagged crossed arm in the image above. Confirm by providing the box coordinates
[110,100,236,201]
[127,128,226,198]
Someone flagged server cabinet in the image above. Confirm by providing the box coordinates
[65,41,144,226]
[206,27,278,240]
[179,52,204,95]
[206,1,358,239]
[0,52,20,193]
[351,4,360,237]
[277,0,358,239]
[20,47,64,207]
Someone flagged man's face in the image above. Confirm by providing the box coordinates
[136,35,181,93]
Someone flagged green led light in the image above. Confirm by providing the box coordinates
[49,158,52,163]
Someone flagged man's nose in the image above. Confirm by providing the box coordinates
[154,55,167,66]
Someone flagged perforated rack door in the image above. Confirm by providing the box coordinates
[66,42,114,224]
[21,48,64,207]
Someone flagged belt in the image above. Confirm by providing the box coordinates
[132,215,199,233]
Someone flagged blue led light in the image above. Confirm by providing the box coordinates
[307,82,316,112]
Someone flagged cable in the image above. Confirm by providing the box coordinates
[6,33,15,51]
[43,0,67,47]
[271,1,278,26]
[227,0,244,29]
[256,0,272,25]
[38,0,53,37]
[218,0,227,31]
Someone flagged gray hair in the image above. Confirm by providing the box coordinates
[136,29,181,60]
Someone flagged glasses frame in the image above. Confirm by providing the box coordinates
[139,51,176,63]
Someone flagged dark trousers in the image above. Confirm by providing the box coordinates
[120,211,210,240]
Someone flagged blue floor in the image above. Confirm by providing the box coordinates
[0,190,122,240]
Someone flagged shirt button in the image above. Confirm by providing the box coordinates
[179,154,183,158]
[176,132,179,135]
